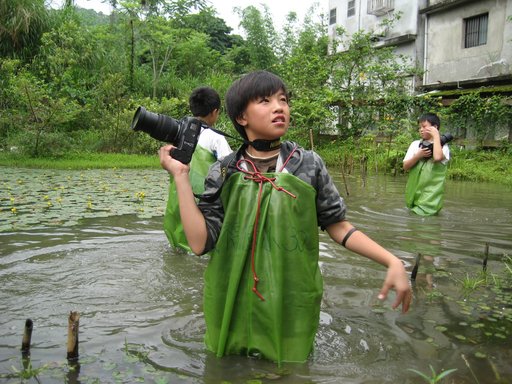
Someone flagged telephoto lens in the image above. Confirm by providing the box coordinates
[440,133,453,146]
[131,106,181,144]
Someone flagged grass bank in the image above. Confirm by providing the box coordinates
[0,152,160,169]
[316,144,512,187]
[1,145,511,186]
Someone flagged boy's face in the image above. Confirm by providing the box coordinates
[419,120,437,140]
[236,90,290,141]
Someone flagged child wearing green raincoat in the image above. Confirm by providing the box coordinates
[163,86,231,251]
[159,70,412,364]
[403,113,451,216]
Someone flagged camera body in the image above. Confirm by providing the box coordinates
[131,106,202,164]
[419,133,454,158]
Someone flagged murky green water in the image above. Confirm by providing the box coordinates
[1,166,511,383]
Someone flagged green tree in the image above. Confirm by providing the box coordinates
[34,14,104,107]
[222,35,252,75]
[117,0,206,19]
[90,73,131,152]
[172,31,223,77]
[174,7,236,53]
[328,19,418,139]
[114,0,206,91]
[236,5,277,71]
[5,67,81,156]
[0,0,51,60]
[278,12,333,144]
[136,16,185,98]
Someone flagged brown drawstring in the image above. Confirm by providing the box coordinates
[236,155,297,300]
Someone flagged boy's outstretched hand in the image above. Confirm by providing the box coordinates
[378,258,412,313]
[326,221,413,314]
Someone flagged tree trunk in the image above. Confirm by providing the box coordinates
[130,18,135,92]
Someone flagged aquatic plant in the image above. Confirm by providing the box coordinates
[8,360,49,381]
[504,255,512,279]
[123,338,150,363]
[458,272,486,294]
[0,168,168,231]
[422,287,444,303]
[442,255,512,344]
[135,191,146,203]
[408,365,457,383]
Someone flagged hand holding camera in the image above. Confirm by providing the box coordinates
[418,133,453,159]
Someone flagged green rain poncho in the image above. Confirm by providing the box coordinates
[203,170,323,364]
[405,159,447,216]
[163,145,216,251]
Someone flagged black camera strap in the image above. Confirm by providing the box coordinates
[202,124,281,152]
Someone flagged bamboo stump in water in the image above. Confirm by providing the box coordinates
[21,318,33,357]
[67,311,80,361]
[340,162,350,196]
[411,253,422,281]
[483,242,490,272]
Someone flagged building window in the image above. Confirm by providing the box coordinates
[348,0,355,17]
[329,8,337,25]
[367,0,394,16]
[464,13,488,48]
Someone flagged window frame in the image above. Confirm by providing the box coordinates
[347,0,356,18]
[329,8,337,25]
[464,13,488,48]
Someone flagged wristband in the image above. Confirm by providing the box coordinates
[341,227,358,247]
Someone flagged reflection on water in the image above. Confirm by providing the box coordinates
[0,168,511,383]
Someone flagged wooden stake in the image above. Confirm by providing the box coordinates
[393,152,400,177]
[411,253,421,280]
[21,319,33,356]
[340,161,350,196]
[361,154,367,187]
[67,311,80,361]
[483,242,489,272]
[309,129,314,150]
[374,139,378,174]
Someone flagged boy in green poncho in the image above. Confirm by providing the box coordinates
[403,113,451,216]
[159,70,412,364]
[163,86,232,251]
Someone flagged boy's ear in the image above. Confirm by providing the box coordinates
[236,113,247,127]
[208,109,220,120]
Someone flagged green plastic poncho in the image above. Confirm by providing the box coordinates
[163,145,216,251]
[203,171,322,364]
[405,159,447,216]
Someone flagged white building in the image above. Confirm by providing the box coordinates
[328,0,512,93]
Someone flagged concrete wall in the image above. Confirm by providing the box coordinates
[424,0,512,84]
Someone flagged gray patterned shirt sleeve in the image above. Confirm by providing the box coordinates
[293,149,347,229]
[197,161,226,254]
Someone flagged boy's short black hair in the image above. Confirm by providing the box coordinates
[225,70,289,140]
[189,86,221,118]
[418,113,441,129]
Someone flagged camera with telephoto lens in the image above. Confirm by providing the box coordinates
[131,106,202,164]
[419,133,454,158]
